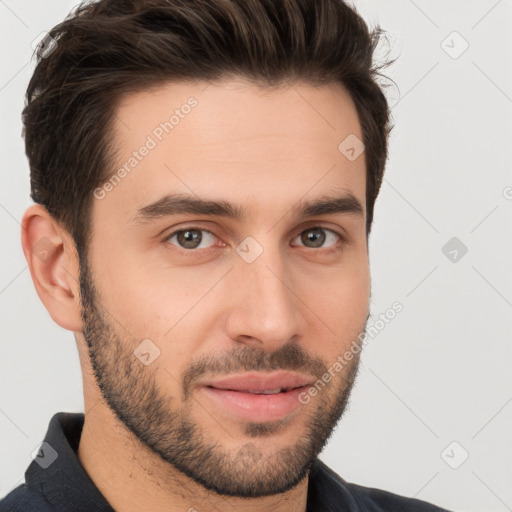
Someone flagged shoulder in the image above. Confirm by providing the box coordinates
[0,483,53,512]
[309,459,452,512]
[344,481,451,512]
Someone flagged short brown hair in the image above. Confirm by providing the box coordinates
[23,0,394,257]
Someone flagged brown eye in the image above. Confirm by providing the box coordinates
[165,228,216,250]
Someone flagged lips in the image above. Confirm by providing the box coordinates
[199,372,315,422]
[200,371,315,394]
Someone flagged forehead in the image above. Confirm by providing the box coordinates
[97,78,366,227]
[113,78,362,154]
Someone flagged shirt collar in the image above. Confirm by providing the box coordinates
[25,412,115,511]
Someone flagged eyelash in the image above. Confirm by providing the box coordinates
[162,225,344,254]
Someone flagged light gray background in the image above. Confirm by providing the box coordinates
[1,1,511,511]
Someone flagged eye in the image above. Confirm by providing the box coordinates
[293,227,342,250]
[163,226,342,252]
[164,228,218,250]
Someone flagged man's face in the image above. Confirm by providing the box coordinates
[79,79,370,497]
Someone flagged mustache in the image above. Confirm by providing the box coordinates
[181,341,328,400]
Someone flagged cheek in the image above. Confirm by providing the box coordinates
[317,279,369,327]
[299,259,370,350]
[87,248,171,337]
[90,248,222,358]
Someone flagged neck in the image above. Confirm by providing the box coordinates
[77,400,309,512]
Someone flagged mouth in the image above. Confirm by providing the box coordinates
[204,385,306,394]
[198,372,315,422]
[200,370,315,393]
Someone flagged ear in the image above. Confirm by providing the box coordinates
[21,204,83,332]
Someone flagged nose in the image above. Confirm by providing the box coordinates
[224,243,304,352]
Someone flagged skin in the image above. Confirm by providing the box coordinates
[21,78,371,512]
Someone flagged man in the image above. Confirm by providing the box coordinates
[0,0,451,510]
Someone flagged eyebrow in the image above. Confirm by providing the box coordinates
[129,191,364,224]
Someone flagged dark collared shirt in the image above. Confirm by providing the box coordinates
[0,412,451,511]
